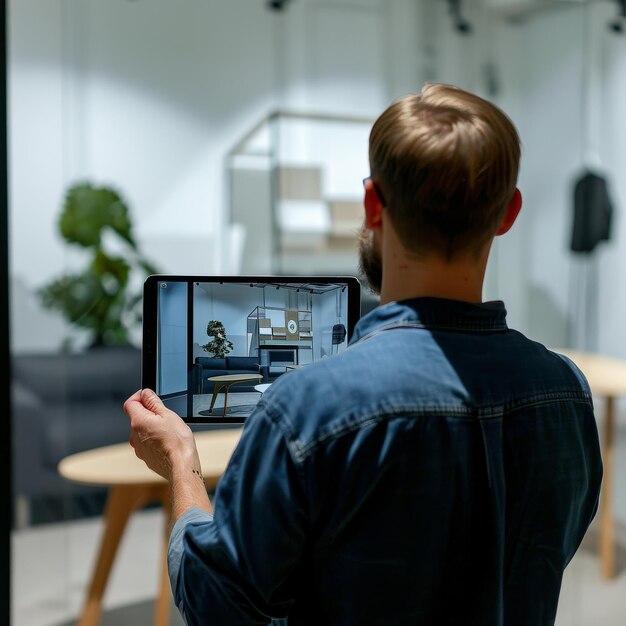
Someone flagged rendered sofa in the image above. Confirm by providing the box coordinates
[192,356,262,394]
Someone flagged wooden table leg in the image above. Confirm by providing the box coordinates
[209,383,227,413]
[222,384,231,416]
[208,382,232,415]
[599,395,615,580]
[155,491,173,626]
[76,485,154,626]
[208,384,221,412]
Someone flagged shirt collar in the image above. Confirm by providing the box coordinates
[351,297,508,343]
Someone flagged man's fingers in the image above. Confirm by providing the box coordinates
[123,390,144,415]
[140,388,166,414]
[127,389,143,402]
[140,388,183,423]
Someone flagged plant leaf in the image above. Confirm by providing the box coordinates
[59,182,137,249]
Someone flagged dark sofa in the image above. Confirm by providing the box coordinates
[11,346,142,526]
[192,356,262,394]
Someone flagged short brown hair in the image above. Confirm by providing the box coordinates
[369,83,521,259]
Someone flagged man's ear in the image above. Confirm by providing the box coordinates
[363,179,384,229]
[495,188,522,236]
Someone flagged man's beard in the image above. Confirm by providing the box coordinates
[357,224,382,296]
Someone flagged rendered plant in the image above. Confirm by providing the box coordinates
[38,181,159,349]
[201,320,234,358]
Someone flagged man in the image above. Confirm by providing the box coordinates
[125,83,603,625]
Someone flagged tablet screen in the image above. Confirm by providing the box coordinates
[142,275,361,423]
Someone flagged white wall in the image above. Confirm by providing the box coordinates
[10,0,415,352]
[158,280,188,394]
[313,288,346,358]
[195,283,268,356]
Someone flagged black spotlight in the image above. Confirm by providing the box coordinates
[608,0,626,33]
[267,0,290,11]
[448,0,472,35]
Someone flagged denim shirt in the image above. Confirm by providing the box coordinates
[168,298,602,626]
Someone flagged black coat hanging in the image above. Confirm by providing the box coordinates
[570,170,613,254]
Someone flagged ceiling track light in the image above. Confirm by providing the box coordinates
[448,0,472,35]
[609,0,626,33]
[267,0,291,12]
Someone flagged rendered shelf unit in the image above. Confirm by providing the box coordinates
[247,306,313,378]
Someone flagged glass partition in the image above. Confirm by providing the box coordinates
[8,0,626,624]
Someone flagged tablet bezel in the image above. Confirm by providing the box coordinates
[142,274,362,424]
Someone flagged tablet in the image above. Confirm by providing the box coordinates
[142,275,361,423]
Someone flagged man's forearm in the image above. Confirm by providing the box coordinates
[169,464,213,524]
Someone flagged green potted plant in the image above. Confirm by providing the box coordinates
[38,181,160,350]
[201,320,234,358]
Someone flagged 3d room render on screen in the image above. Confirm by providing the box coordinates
[156,280,350,419]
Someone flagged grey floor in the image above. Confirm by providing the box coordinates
[193,391,262,418]
[11,508,626,626]
[12,508,179,626]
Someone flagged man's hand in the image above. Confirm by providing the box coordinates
[124,388,201,482]
[124,388,213,521]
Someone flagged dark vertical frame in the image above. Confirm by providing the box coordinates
[1,0,11,623]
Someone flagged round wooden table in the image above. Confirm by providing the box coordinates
[58,428,242,626]
[556,349,626,580]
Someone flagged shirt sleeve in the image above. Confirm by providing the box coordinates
[167,404,308,625]
[168,506,213,618]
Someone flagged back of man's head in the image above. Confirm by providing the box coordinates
[369,83,521,260]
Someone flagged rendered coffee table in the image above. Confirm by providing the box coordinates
[58,428,242,626]
[207,373,263,416]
